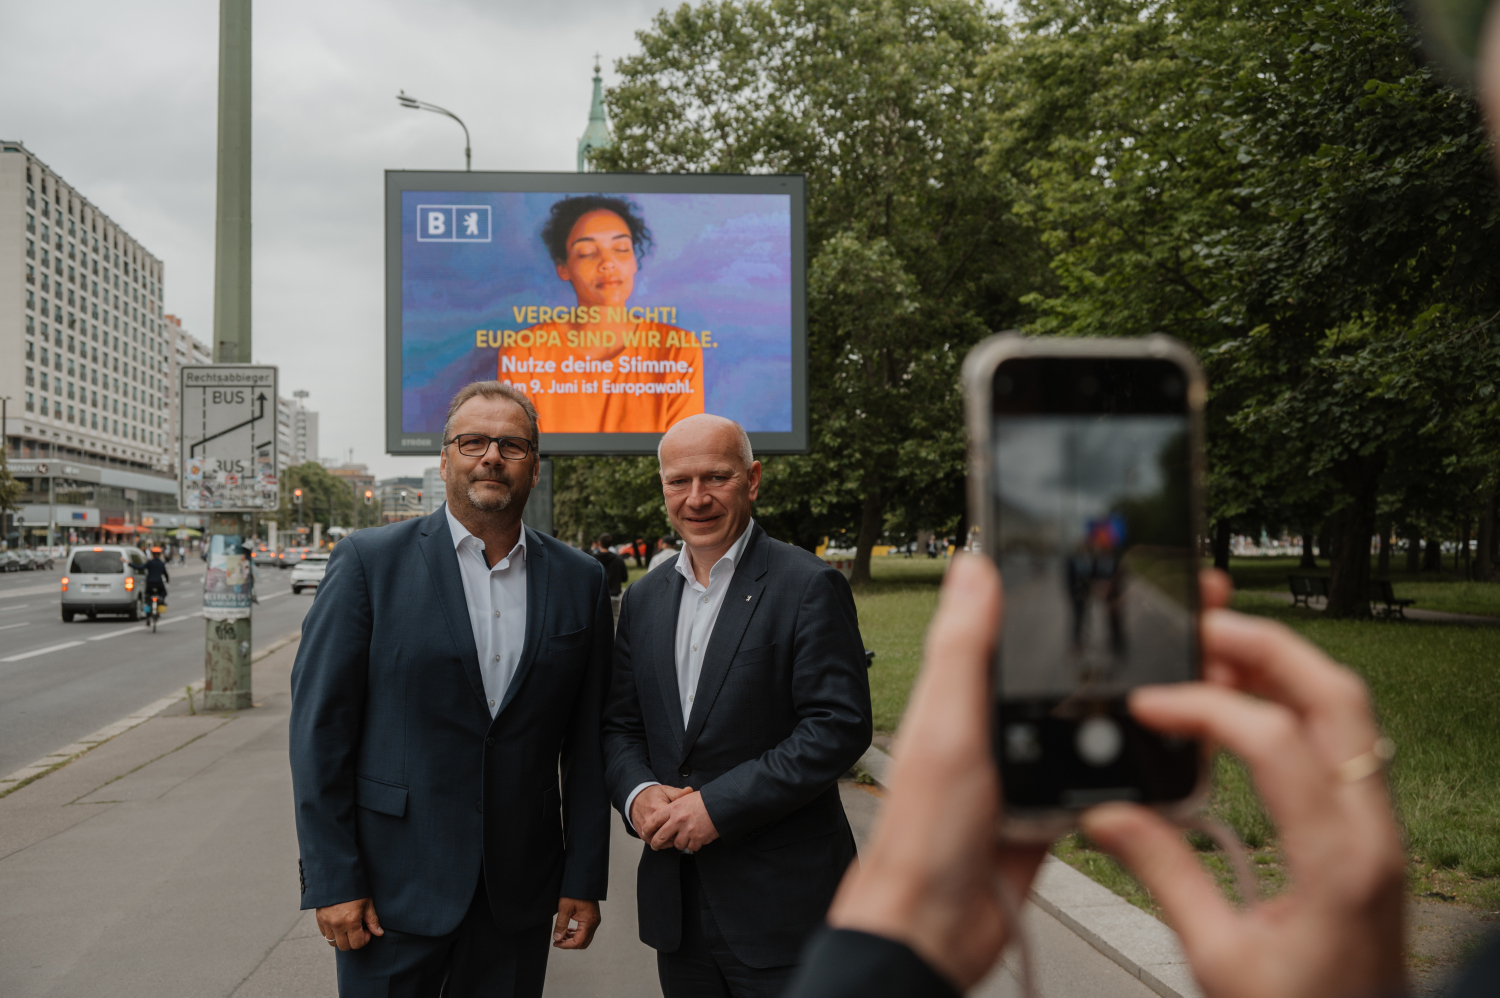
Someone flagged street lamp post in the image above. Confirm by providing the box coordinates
[396,91,471,171]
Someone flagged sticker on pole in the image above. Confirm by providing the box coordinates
[179,365,280,512]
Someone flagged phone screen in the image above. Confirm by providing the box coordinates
[990,357,1200,809]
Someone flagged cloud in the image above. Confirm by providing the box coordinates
[2,0,671,478]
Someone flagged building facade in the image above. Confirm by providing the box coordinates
[2,142,174,479]
[163,313,212,472]
[421,466,446,514]
[376,476,424,522]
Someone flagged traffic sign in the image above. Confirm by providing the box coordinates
[179,365,280,512]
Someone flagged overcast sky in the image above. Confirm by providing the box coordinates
[2,0,672,479]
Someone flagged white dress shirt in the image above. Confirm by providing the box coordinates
[624,521,754,828]
[445,504,528,718]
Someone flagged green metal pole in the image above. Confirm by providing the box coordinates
[206,0,254,710]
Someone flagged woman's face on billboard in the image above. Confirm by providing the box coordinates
[557,209,637,309]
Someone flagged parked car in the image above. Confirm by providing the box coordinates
[290,552,328,594]
[22,550,55,570]
[250,544,283,569]
[0,551,21,572]
[281,546,314,569]
[61,545,147,621]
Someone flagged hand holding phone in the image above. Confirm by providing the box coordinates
[964,334,1208,840]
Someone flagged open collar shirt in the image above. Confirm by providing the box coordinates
[445,503,528,718]
[624,520,754,830]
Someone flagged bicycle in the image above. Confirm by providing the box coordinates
[143,593,165,632]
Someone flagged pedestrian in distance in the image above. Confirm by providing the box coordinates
[591,532,629,597]
[634,537,648,569]
[648,535,679,572]
[602,413,873,998]
[289,380,614,998]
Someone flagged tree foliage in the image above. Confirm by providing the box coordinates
[594,0,1038,581]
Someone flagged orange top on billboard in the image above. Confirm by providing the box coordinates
[494,320,706,433]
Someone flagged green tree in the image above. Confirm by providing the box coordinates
[276,462,357,534]
[596,0,1038,582]
[987,0,1500,615]
[0,452,22,543]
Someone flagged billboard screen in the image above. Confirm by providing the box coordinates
[385,172,807,455]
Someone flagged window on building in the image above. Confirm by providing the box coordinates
[25,367,34,387]
[25,393,34,413]
[68,406,75,423]
[91,413,98,430]
[26,290,34,310]
[26,264,35,285]
[41,372,49,391]
[26,238,35,260]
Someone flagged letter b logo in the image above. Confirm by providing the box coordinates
[416,204,490,243]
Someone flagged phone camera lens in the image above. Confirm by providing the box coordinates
[1162,376,1183,398]
[995,375,1013,395]
[1078,375,1099,396]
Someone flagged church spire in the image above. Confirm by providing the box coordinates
[577,56,612,172]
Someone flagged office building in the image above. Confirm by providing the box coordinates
[421,467,446,514]
[163,313,211,468]
[275,393,320,472]
[2,141,174,477]
[376,476,424,522]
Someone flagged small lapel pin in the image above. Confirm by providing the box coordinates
[745,594,753,602]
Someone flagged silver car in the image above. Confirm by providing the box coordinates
[61,545,147,621]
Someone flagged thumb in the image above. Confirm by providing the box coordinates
[364,902,385,937]
[662,785,693,801]
[553,901,574,942]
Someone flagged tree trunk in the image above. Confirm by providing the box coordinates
[1376,516,1392,577]
[1300,532,1318,569]
[1326,453,1385,619]
[1316,522,1332,561]
[1423,536,1443,572]
[1211,519,1232,571]
[1401,522,1421,574]
[849,490,884,586]
[1478,487,1496,581]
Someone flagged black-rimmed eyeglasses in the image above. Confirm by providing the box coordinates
[444,434,535,460]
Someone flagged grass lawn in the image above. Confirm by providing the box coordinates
[851,558,1500,920]
[1224,555,1500,617]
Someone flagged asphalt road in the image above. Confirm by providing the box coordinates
[0,558,314,778]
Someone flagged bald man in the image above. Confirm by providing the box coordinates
[601,414,873,998]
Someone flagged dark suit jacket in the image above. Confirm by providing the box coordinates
[602,523,873,968]
[289,507,612,937]
[785,929,959,998]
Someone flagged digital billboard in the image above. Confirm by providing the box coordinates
[385,172,807,455]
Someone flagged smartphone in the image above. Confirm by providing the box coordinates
[964,334,1208,841]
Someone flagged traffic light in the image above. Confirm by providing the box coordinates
[293,488,303,505]
[364,490,373,506]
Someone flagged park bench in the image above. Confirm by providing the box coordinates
[1287,575,1329,607]
[1369,580,1416,620]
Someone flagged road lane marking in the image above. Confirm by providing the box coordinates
[1,640,85,662]
[259,591,290,601]
[0,628,302,797]
[0,621,29,632]
[0,604,30,613]
[0,584,63,600]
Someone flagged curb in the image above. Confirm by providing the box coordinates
[859,744,1202,998]
[0,629,301,798]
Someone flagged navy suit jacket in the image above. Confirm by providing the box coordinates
[289,507,612,937]
[602,523,873,968]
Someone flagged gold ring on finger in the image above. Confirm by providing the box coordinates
[1336,736,1396,783]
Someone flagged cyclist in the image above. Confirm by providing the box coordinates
[144,546,171,616]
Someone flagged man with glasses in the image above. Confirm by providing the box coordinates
[290,381,614,998]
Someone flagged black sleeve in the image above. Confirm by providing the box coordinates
[558,558,614,901]
[1448,932,1500,998]
[784,928,960,998]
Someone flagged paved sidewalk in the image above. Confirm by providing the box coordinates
[0,640,1155,998]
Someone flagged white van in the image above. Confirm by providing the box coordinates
[61,546,147,621]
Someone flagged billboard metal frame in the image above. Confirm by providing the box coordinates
[385,170,808,457]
